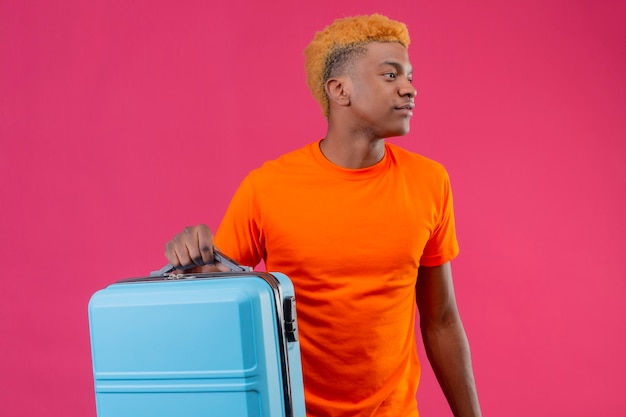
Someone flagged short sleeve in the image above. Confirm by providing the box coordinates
[419,168,459,267]
[214,175,265,268]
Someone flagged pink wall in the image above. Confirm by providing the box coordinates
[1,1,624,416]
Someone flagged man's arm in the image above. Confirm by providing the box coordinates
[416,262,482,417]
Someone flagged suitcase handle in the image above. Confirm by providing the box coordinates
[150,249,253,277]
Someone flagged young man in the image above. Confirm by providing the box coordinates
[165,14,482,417]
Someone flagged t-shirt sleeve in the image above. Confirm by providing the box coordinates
[419,167,459,267]
[214,175,265,269]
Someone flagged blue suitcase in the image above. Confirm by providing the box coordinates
[88,261,306,417]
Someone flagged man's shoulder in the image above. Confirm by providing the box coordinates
[248,141,317,179]
[386,142,448,176]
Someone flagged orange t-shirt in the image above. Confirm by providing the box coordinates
[215,140,459,417]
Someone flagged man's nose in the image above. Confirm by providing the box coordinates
[400,79,417,98]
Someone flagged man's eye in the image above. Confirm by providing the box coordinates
[384,73,397,79]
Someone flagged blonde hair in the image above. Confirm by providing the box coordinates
[304,14,411,118]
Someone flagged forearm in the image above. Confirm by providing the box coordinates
[421,319,482,417]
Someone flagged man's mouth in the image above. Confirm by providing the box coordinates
[395,102,415,111]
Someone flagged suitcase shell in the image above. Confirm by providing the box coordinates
[88,272,305,417]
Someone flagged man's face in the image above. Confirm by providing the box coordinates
[346,42,416,138]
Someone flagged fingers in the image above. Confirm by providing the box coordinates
[165,225,215,270]
[173,264,224,274]
[187,225,215,267]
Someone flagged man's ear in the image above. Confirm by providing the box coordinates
[325,77,351,107]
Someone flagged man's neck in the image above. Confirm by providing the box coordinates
[320,131,386,169]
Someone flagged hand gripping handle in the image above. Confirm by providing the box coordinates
[150,249,252,277]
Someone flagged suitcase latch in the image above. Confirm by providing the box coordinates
[283,296,299,343]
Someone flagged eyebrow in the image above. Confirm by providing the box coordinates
[381,61,413,76]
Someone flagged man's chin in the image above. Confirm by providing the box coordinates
[388,125,411,138]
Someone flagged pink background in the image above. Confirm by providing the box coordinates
[1,1,625,416]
